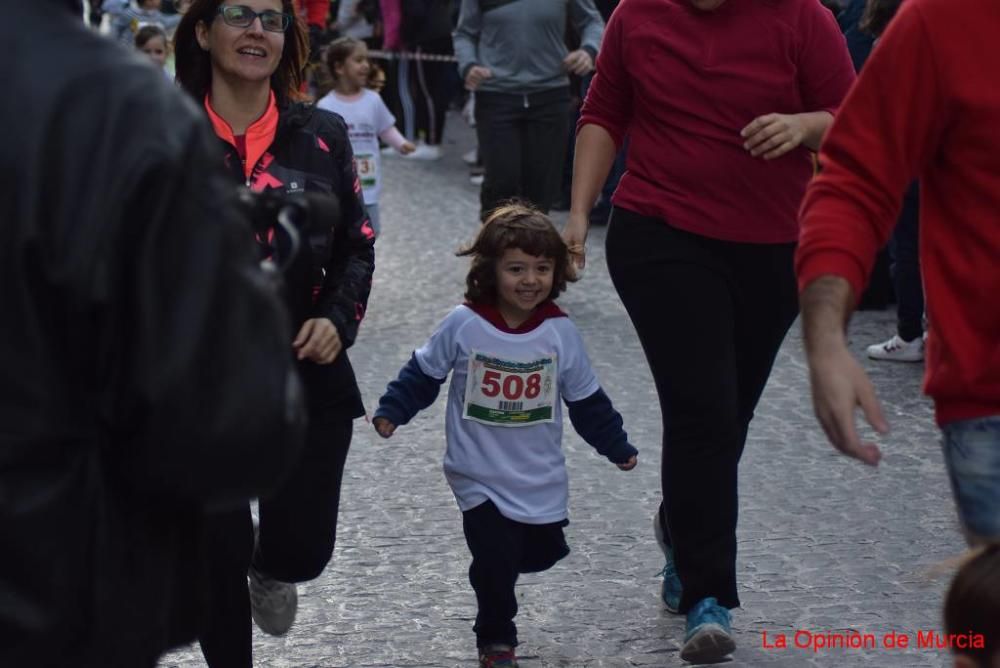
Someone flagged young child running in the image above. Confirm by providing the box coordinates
[134,25,170,79]
[317,37,414,238]
[373,204,638,668]
[944,544,1000,668]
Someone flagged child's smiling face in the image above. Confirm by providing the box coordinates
[336,45,371,91]
[494,248,554,327]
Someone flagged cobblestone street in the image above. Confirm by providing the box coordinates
[162,117,961,668]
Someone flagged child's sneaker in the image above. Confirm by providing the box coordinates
[680,597,735,664]
[479,644,518,667]
[653,514,682,613]
[866,334,924,362]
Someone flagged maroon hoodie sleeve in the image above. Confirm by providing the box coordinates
[578,5,632,149]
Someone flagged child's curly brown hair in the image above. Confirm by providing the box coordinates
[457,202,577,305]
[945,544,1000,667]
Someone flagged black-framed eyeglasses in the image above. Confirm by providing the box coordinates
[217,5,291,33]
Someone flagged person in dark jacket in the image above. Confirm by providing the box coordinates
[174,1,376,665]
[1,1,305,666]
[399,0,456,159]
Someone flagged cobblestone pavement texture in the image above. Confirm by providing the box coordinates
[162,116,963,667]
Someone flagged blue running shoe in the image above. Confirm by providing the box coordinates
[681,597,735,664]
[654,514,682,613]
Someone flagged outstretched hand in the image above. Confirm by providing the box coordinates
[617,455,637,471]
[807,343,889,466]
[373,416,396,438]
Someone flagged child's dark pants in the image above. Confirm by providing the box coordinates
[462,500,570,649]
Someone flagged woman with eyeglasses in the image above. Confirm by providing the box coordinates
[174,2,375,665]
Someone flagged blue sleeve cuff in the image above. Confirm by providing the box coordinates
[566,388,637,464]
[374,354,445,427]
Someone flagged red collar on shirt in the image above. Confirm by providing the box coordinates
[465,300,568,334]
[204,91,279,180]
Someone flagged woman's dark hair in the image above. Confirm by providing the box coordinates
[324,36,365,84]
[457,202,576,305]
[135,24,167,49]
[859,0,903,37]
[173,0,308,106]
[944,544,1000,667]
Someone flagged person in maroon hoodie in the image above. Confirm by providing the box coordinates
[564,0,855,662]
[798,0,1000,546]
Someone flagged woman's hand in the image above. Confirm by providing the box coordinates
[399,141,416,155]
[741,113,808,160]
[465,66,493,91]
[292,318,342,364]
[562,211,590,271]
[373,416,396,438]
[563,49,594,76]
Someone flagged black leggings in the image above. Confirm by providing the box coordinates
[474,88,570,218]
[198,413,354,667]
[605,207,799,612]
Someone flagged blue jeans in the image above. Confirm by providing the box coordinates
[941,415,1000,540]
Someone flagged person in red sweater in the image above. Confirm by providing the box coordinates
[293,0,326,29]
[797,0,1000,546]
[564,0,855,663]
[293,0,328,60]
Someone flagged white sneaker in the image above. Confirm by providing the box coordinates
[469,174,484,186]
[866,334,924,362]
[462,148,478,166]
[248,565,298,636]
[406,143,443,161]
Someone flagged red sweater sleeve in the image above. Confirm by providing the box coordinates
[796,1,947,299]
[577,6,631,149]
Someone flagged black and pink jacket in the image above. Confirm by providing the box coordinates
[207,94,376,414]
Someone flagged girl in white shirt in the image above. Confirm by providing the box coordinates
[373,204,638,668]
[317,37,414,237]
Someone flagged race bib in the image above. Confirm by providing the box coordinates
[355,153,377,188]
[463,352,557,427]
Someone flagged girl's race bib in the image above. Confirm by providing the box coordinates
[463,351,557,426]
[355,153,376,188]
